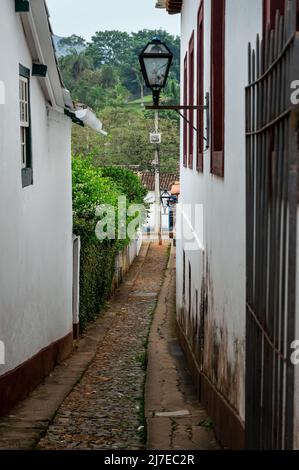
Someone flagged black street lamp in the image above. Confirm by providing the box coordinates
[139,37,210,151]
[160,190,172,210]
[139,37,173,106]
[160,190,178,210]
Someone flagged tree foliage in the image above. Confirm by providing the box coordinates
[72,157,119,223]
[100,167,147,203]
[58,34,86,51]
[72,156,147,240]
[72,107,179,173]
[58,29,180,104]
[58,29,180,173]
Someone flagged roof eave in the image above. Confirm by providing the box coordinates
[18,0,65,111]
[155,0,182,14]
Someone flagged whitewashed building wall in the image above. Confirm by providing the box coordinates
[176,0,263,446]
[0,0,73,400]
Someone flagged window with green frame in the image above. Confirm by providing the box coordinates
[19,64,33,187]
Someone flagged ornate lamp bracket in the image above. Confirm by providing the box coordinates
[146,92,210,151]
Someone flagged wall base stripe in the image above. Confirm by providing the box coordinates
[0,332,73,417]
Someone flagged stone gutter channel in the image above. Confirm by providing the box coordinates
[145,245,219,450]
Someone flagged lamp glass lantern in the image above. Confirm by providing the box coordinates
[139,38,173,105]
[160,190,171,210]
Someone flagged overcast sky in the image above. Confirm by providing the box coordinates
[46,0,180,39]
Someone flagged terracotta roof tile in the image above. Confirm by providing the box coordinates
[139,173,179,191]
[166,0,183,14]
[156,0,182,14]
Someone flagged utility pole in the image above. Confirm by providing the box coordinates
[154,109,162,245]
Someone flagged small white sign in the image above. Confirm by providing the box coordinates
[0,81,5,105]
[150,132,161,144]
[0,341,5,365]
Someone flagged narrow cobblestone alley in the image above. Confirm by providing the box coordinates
[36,243,169,450]
[0,242,218,451]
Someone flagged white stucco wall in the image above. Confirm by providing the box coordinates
[176,0,206,344]
[177,0,262,423]
[0,0,73,375]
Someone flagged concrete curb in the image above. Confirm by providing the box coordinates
[145,243,219,451]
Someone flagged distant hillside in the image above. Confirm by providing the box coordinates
[52,34,85,57]
[57,30,180,105]
[56,30,180,173]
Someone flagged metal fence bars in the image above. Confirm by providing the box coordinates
[245,0,299,450]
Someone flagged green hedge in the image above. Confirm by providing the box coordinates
[100,166,147,203]
[72,157,147,330]
[79,239,117,331]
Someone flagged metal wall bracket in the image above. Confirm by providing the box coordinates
[15,0,30,12]
[145,92,210,150]
[32,63,48,78]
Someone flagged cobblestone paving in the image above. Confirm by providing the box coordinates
[37,244,169,450]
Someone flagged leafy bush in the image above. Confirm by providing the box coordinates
[79,239,117,330]
[72,156,147,329]
[72,156,120,238]
[100,166,147,203]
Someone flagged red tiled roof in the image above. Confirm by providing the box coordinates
[139,173,179,191]
[171,183,180,196]
[166,0,183,14]
[156,0,182,14]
